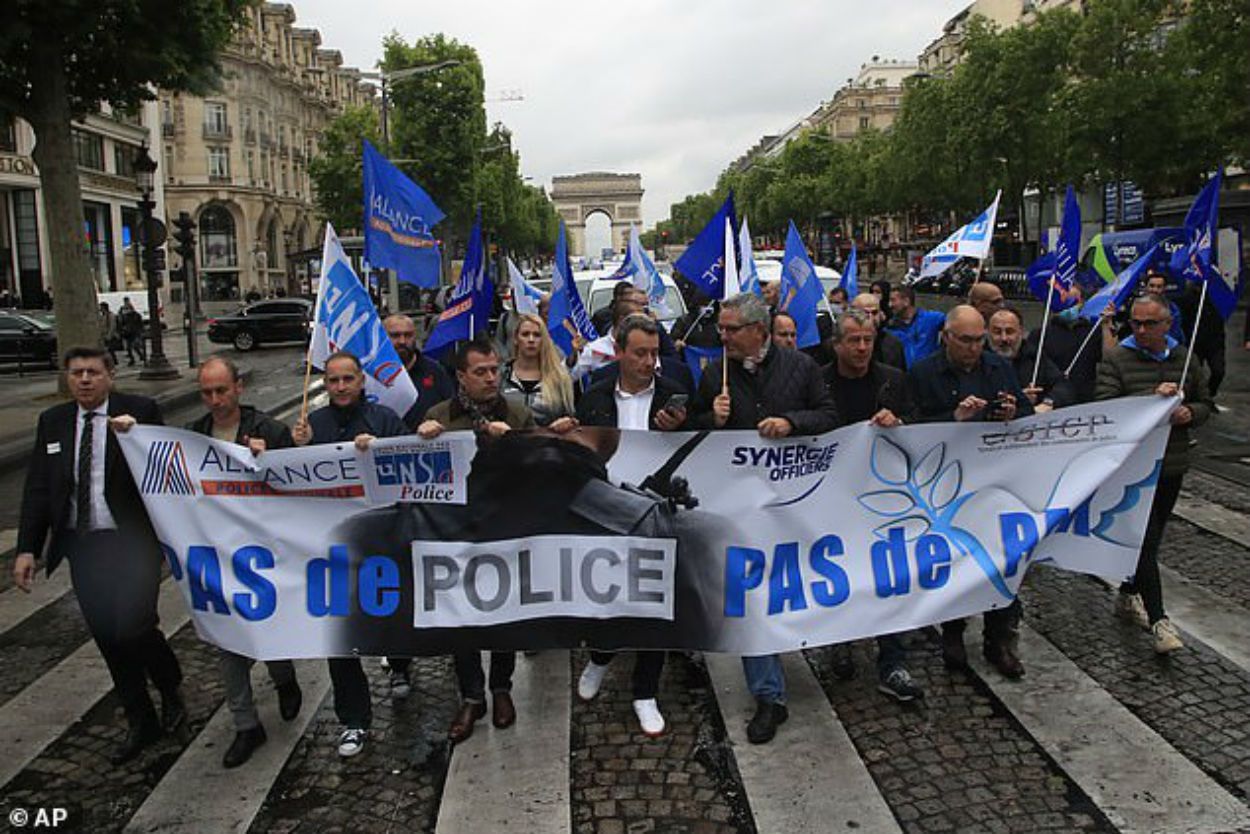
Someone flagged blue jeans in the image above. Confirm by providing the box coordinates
[742,654,786,704]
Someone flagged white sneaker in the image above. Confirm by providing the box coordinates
[632,698,665,737]
[577,660,611,701]
[337,727,367,757]
[1115,591,1150,629]
[1152,618,1184,654]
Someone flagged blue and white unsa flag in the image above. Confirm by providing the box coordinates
[626,226,673,318]
[311,223,417,418]
[507,257,544,317]
[779,220,823,349]
[920,190,1001,278]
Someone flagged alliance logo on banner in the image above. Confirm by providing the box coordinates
[117,398,1172,660]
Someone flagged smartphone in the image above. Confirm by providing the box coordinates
[664,393,689,412]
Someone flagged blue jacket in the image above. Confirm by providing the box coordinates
[885,308,945,369]
[307,400,407,446]
[907,350,1035,424]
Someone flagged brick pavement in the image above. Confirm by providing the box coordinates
[0,591,89,706]
[1022,565,1250,803]
[246,656,459,834]
[805,627,1115,834]
[569,650,754,834]
[1158,516,1250,610]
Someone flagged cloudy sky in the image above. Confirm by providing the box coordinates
[295,0,968,237]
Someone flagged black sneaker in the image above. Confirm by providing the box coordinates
[223,724,267,768]
[746,699,788,744]
[277,680,302,721]
[877,667,924,702]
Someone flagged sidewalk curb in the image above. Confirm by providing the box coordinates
[0,374,323,478]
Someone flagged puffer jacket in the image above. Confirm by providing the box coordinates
[689,343,837,435]
[1095,342,1213,478]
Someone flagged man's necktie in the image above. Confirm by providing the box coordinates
[76,411,96,531]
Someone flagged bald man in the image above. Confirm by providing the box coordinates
[968,282,1005,325]
[906,304,1033,679]
[384,314,455,430]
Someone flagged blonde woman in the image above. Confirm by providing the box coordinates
[502,313,577,428]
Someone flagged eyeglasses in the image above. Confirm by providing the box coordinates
[717,323,750,334]
[1129,318,1166,329]
[947,333,984,346]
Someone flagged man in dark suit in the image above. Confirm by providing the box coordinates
[14,346,184,764]
[575,313,687,738]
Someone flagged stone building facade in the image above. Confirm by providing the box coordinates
[158,2,373,300]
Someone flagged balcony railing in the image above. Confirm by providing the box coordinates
[208,173,232,184]
[244,127,256,144]
[202,123,233,140]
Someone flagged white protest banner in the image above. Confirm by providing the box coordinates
[118,398,1172,660]
[357,433,476,505]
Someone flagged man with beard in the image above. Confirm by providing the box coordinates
[988,307,1074,412]
[293,351,407,758]
[384,313,455,430]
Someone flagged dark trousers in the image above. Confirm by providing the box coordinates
[1204,351,1226,397]
[589,650,666,700]
[943,599,1023,645]
[327,658,372,729]
[125,334,146,363]
[1121,473,1184,624]
[67,530,182,727]
[454,651,516,703]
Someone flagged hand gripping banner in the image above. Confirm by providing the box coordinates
[118,399,1173,660]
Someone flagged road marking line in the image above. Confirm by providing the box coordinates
[968,621,1250,834]
[434,651,571,834]
[123,660,330,834]
[0,577,190,789]
[1160,564,1250,675]
[0,566,72,637]
[1175,490,1250,543]
[705,652,903,834]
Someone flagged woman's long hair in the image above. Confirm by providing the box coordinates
[513,313,575,417]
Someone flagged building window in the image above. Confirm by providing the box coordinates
[0,110,17,153]
[82,201,115,290]
[208,147,230,181]
[204,102,230,138]
[859,116,870,130]
[72,130,105,170]
[113,143,137,179]
[857,99,866,110]
[246,150,255,182]
[120,207,145,291]
[200,205,238,269]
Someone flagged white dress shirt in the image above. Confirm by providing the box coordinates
[613,379,655,431]
[70,399,117,531]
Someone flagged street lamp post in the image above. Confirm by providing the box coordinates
[133,147,178,380]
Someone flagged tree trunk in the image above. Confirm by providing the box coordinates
[27,39,102,384]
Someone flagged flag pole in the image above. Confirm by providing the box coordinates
[1178,278,1208,393]
[1030,278,1057,388]
[1062,319,1102,379]
[298,339,315,424]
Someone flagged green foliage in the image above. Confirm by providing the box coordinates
[308,106,381,234]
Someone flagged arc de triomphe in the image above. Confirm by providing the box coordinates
[550,172,644,257]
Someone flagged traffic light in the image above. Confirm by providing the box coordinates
[172,211,197,260]
[143,247,167,273]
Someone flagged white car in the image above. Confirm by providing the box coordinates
[752,256,842,299]
[576,270,688,329]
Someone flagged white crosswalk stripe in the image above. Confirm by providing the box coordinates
[0,559,72,636]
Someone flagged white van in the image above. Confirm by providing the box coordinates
[576,271,688,330]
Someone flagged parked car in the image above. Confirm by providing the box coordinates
[207,299,313,351]
[578,272,689,329]
[0,311,58,367]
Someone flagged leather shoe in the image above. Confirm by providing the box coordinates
[746,699,788,745]
[111,720,161,765]
[277,681,302,722]
[160,690,187,734]
[492,691,516,729]
[448,701,487,744]
[984,641,1025,679]
[222,725,267,769]
[941,629,969,670]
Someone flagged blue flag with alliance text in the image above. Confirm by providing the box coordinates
[362,139,445,288]
[424,211,493,355]
[780,221,823,349]
[675,193,737,300]
[546,221,598,356]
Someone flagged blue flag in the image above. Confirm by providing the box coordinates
[738,216,762,296]
[840,243,859,298]
[1027,185,1082,311]
[362,139,445,288]
[1080,244,1158,322]
[779,221,823,349]
[547,221,598,356]
[683,344,723,388]
[674,193,737,299]
[424,211,493,355]
[1170,171,1236,319]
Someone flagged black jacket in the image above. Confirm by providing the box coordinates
[576,374,688,429]
[907,349,1035,423]
[1008,343,1076,409]
[823,360,915,426]
[400,354,456,430]
[307,400,407,446]
[1024,318,1101,404]
[875,330,907,371]
[690,344,838,434]
[185,404,294,449]
[18,391,163,574]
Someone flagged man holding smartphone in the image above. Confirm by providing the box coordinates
[574,313,687,736]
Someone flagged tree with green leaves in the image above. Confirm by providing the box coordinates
[0,0,251,359]
[308,105,381,234]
